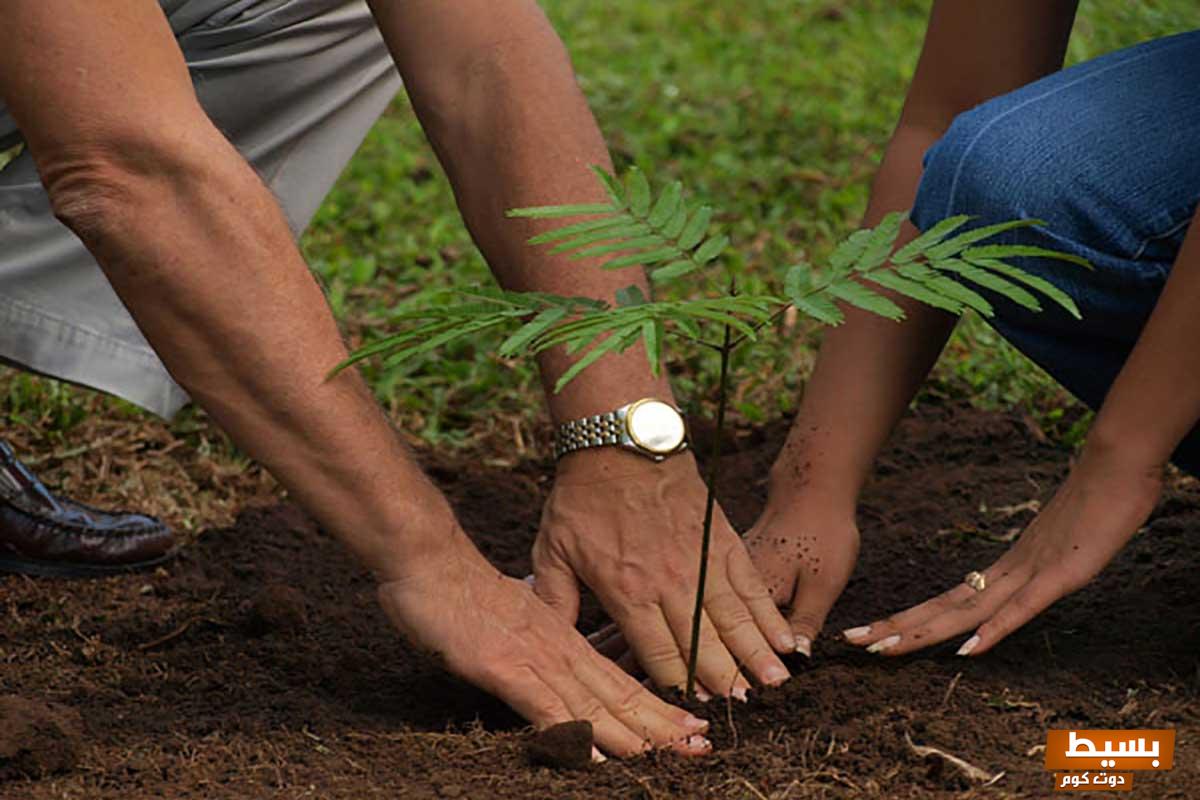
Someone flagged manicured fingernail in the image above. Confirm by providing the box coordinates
[867,634,901,654]
[731,686,749,702]
[777,630,797,651]
[763,664,790,686]
[956,634,981,657]
[695,686,712,702]
[794,635,812,657]
[685,735,712,753]
[684,714,708,732]
[591,746,607,763]
[843,626,872,642]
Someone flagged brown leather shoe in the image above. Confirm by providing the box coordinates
[0,440,176,577]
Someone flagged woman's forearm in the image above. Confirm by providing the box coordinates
[768,127,958,512]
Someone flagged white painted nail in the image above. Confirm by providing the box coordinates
[731,686,749,702]
[695,686,713,702]
[956,634,981,657]
[842,625,871,642]
[867,634,902,654]
[591,746,607,763]
[795,635,812,657]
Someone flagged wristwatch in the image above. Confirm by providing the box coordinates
[554,398,689,462]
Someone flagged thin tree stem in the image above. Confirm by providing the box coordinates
[685,320,734,699]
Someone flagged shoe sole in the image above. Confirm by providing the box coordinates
[0,550,178,578]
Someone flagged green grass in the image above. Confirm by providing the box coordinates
[5,0,1197,449]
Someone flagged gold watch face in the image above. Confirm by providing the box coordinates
[625,399,686,454]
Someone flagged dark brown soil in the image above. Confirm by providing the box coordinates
[1,401,1196,798]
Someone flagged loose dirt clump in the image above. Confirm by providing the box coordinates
[0,696,83,780]
[527,720,594,769]
[0,401,1196,798]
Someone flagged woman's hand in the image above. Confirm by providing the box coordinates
[843,441,1164,657]
[377,530,711,758]
[742,498,861,657]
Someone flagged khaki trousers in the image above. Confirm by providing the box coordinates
[0,0,401,417]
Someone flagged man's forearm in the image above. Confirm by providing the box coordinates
[61,138,462,580]
[371,0,674,426]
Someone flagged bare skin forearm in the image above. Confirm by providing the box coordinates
[371,0,674,429]
[769,0,1078,512]
[0,0,459,580]
[72,144,460,577]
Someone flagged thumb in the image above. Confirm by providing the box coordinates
[786,575,840,657]
[532,547,582,625]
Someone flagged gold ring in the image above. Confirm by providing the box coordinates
[964,571,987,592]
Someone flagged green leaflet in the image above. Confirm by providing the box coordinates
[648,181,684,228]
[783,263,813,302]
[961,244,1092,269]
[651,259,699,282]
[829,279,905,320]
[855,211,906,272]
[794,293,844,326]
[591,166,626,207]
[381,316,511,370]
[507,203,616,219]
[642,318,664,378]
[694,234,730,264]
[527,215,633,245]
[615,285,648,307]
[678,207,713,251]
[547,222,652,255]
[922,219,1046,260]
[626,168,652,217]
[662,203,690,239]
[498,307,568,358]
[920,273,997,317]
[572,235,666,260]
[828,227,873,272]
[865,269,963,314]
[935,258,1039,314]
[892,214,970,264]
[554,326,642,393]
[970,257,1082,319]
[603,246,683,269]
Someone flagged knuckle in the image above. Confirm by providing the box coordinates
[789,609,825,634]
[612,686,644,721]
[529,697,567,722]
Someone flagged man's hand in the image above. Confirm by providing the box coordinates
[742,499,860,657]
[532,450,797,699]
[377,531,711,758]
[843,442,1162,657]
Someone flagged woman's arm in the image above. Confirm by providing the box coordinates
[847,205,1200,657]
[752,0,1081,647]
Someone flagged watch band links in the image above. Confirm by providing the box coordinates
[554,411,623,459]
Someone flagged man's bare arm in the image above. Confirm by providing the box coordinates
[368,0,798,696]
[0,0,455,574]
[0,0,706,756]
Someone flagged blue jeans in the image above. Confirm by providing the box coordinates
[911,30,1200,473]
